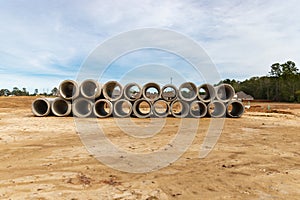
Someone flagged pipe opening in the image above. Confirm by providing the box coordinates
[207,101,226,118]
[52,99,70,116]
[161,85,177,101]
[124,83,142,101]
[198,84,215,102]
[171,100,189,118]
[142,83,161,101]
[94,100,112,117]
[33,99,49,116]
[103,81,122,101]
[73,99,93,117]
[216,84,235,102]
[227,101,244,118]
[153,100,169,117]
[60,80,78,99]
[114,100,132,117]
[133,99,152,118]
[179,82,197,101]
[81,80,100,98]
[190,101,207,118]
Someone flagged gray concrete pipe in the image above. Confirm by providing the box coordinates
[72,98,94,118]
[80,79,101,99]
[32,98,54,117]
[178,82,197,101]
[207,100,226,118]
[102,81,123,101]
[197,83,216,103]
[133,99,152,118]
[215,84,235,103]
[93,99,113,118]
[113,99,132,118]
[59,80,80,100]
[161,84,178,102]
[170,100,190,118]
[51,97,72,117]
[152,99,170,118]
[123,82,142,101]
[142,82,161,102]
[189,100,207,118]
[226,100,245,118]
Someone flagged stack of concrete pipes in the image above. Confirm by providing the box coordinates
[32,80,245,118]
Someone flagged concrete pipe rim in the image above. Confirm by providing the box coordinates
[113,99,132,118]
[161,84,178,102]
[226,100,245,118]
[142,82,161,102]
[170,100,190,118]
[178,82,197,102]
[51,97,71,117]
[103,81,123,101]
[80,79,101,99]
[216,84,235,103]
[123,82,142,101]
[59,80,79,100]
[32,98,52,117]
[189,100,207,118]
[93,99,113,118]
[197,83,216,103]
[133,99,152,118]
[72,98,94,118]
[207,100,226,118]
[152,99,170,118]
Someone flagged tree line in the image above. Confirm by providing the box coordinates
[0,87,58,96]
[222,61,300,102]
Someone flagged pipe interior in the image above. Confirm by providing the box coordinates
[162,86,176,101]
[145,87,159,100]
[61,82,76,98]
[228,102,244,117]
[82,81,97,97]
[95,101,111,116]
[172,101,188,116]
[125,84,141,100]
[209,102,225,116]
[190,102,206,117]
[179,83,197,99]
[136,100,151,115]
[105,82,122,99]
[217,85,234,100]
[75,100,92,115]
[115,100,131,116]
[199,85,215,101]
[34,100,49,115]
[53,100,68,115]
[154,100,169,114]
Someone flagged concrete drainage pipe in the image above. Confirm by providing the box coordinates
[51,97,71,117]
[152,99,170,118]
[93,99,113,118]
[171,100,190,118]
[59,80,79,100]
[178,82,197,101]
[189,100,207,118]
[113,99,132,118]
[103,81,123,101]
[133,99,152,118]
[226,100,245,118]
[72,98,93,118]
[161,84,178,102]
[123,83,142,101]
[80,79,101,99]
[207,100,226,118]
[197,83,216,103]
[216,84,235,103]
[142,82,161,102]
[32,98,53,117]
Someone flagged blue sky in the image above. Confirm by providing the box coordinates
[0,0,300,93]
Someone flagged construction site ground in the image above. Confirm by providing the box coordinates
[0,96,299,199]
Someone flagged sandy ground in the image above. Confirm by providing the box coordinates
[0,97,299,200]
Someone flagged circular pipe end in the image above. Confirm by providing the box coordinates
[32,98,51,117]
[80,79,101,99]
[197,83,216,103]
[142,82,161,102]
[189,101,207,118]
[103,81,123,101]
[226,100,245,118]
[178,82,197,101]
